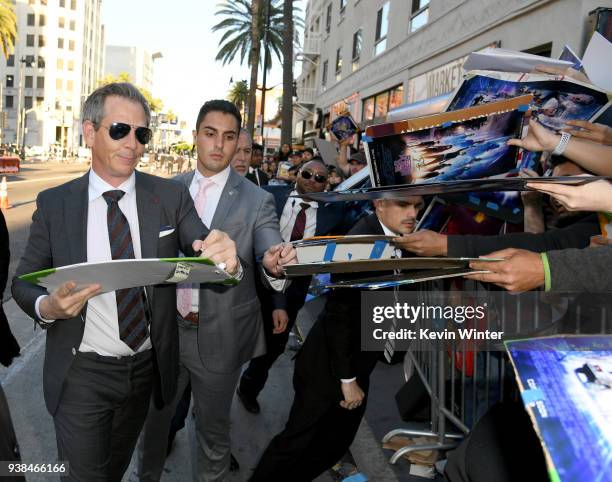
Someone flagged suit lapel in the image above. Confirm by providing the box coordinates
[210,169,240,229]
[135,172,161,259]
[180,170,195,189]
[64,173,89,264]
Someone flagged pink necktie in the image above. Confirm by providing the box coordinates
[177,177,214,318]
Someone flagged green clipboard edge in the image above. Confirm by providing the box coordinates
[18,257,239,287]
[18,267,57,286]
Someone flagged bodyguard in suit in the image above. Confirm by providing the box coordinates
[247,143,269,187]
[11,83,240,481]
[250,197,424,481]
[138,100,294,481]
[237,160,347,414]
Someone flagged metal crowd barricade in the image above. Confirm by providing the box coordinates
[382,283,611,465]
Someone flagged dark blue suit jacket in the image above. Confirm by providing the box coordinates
[263,184,349,312]
[264,184,347,237]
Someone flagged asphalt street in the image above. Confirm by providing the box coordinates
[0,161,424,481]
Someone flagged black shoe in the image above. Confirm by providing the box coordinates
[230,453,240,472]
[236,387,260,414]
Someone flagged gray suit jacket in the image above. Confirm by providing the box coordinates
[11,171,207,415]
[174,168,282,373]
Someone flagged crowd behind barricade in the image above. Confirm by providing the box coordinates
[229,138,359,192]
[0,69,611,482]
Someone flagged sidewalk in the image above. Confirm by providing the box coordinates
[1,295,431,481]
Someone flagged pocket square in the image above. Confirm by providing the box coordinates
[159,227,175,238]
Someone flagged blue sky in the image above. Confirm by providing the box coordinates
[102,0,304,132]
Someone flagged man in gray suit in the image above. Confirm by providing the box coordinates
[138,100,293,481]
[11,83,241,481]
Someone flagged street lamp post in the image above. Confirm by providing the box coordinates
[16,56,34,159]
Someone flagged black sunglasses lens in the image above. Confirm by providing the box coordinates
[108,123,131,140]
[301,170,326,183]
[135,127,152,145]
[108,123,151,145]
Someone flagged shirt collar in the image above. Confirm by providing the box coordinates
[249,166,256,174]
[88,168,136,202]
[290,189,319,209]
[194,164,231,189]
[378,218,401,237]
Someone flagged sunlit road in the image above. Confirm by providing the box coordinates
[3,161,90,291]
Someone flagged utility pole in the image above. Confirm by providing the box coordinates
[259,0,271,151]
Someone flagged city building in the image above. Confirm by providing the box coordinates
[294,0,612,145]
[0,0,105,153]
[104,45,154,91]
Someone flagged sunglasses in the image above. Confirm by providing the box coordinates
[300,169,327,184]
[102,122,152,145]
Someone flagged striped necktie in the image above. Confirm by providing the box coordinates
[103,190,149,351]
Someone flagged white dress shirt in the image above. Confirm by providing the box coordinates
[80,169,151,355]
[279,190,318,242]
[34,169,151,356]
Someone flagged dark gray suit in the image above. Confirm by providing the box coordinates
[138,168,282,481]
[11,171,207,480]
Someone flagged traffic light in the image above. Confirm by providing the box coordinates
[0,111,7,129]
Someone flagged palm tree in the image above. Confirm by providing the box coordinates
[213,0,303,136]
[280,0,293,146]
[227,80,249,126]
[0,0,17,59]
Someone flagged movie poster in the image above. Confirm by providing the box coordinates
[506,336,612,482]
[445,71,611,220]
[367,108,525,188]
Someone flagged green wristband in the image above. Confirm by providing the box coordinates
[540,252,551,292]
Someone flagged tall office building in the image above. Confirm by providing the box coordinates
[104,45,153,91]
[0,0,105,151]
[294,0,612,144]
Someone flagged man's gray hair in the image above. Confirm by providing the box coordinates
[82,82,151,128]
[240,128,253,144]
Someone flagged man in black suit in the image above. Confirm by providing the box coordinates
[237,160,346,413]
[250,196,424,481]
[11,83,240,481]
[246,142,269,187]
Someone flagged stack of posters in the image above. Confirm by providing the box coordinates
[446,71,610,136]
[462,48,574,73]
[293,235,396,263]
[365,95,532,189]
[443,70,611,218]
[505,335,612,482]
[285,256,499,283]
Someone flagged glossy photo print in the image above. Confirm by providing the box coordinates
[367,108,526,188]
